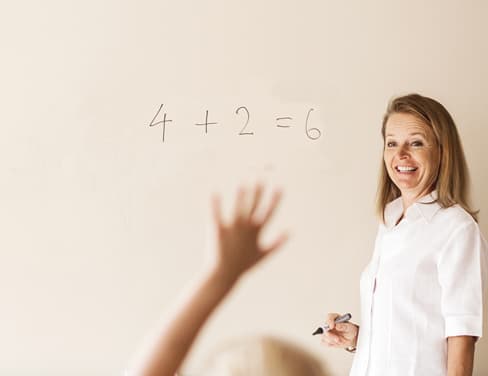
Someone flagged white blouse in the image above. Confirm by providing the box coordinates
[350,192,487,376]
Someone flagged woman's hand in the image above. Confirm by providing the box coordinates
[207,184,288,284]
[321,312,359,349]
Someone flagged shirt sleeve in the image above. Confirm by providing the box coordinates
[437,220,487,338]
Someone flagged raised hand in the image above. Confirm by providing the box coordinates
[132,184,288,376]
[207,184,289,283]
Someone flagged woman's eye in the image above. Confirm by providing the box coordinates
[386,141,396,147]
[411,141,423,147]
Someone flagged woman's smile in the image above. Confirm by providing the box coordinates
[383,112,440,208]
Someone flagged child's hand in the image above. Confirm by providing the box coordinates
[208,184,288,283]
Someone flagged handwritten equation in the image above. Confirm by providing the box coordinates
[148,104,322,142]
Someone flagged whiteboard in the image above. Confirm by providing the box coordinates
[1,1,487,375]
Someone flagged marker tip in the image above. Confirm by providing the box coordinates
[312,327,323,335]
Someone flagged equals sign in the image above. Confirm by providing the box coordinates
[276,116,293,128]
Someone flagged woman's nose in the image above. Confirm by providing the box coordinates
[396,144,410,158]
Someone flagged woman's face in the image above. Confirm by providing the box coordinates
[383,112,440,199]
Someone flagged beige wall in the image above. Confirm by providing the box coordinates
[1,1,487,375]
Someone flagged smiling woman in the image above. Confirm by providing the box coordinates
[322,93,487,376]
[382,112,441,212]
[377,94,477,222]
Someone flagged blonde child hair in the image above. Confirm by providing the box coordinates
[203,336,330,376]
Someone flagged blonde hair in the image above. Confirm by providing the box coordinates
[376,93,478,222]
[202,336,330,376]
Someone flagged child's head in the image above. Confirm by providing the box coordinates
[202,335,330,376]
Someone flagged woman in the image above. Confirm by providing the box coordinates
[130,185,330,376]
[323,94,487,376]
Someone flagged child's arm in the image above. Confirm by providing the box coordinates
[131,185,288,376]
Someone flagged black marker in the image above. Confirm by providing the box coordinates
[312,313,352,335]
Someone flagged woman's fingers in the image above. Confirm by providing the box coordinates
[321,332,344,347]
[320,323,358,349]
[320,313,357,348]
[325,312,341,330]
[321,330,351,348]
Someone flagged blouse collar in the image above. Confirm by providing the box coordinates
[384,191,441,229]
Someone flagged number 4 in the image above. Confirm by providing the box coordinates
[149,104,173,142]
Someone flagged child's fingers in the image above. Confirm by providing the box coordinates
[232,186,247,221]
[260,189,282,225]
[211,194,223,226]
[249,183,264,219]
[263,232,289,254]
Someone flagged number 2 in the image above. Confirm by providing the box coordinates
[235,106,253,135]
